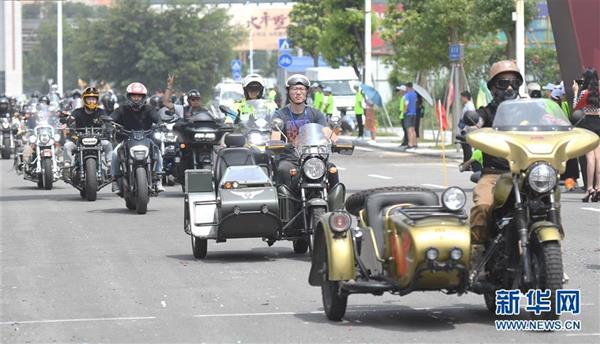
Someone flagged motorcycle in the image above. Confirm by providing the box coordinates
[1,115,16,159]
[113,122,160,214]
[153,121,179,186]
[21,124,61,190]
[268,118,354,254]
[62,126,111,201]
[309,98,599,322]
[465,99,598,320]
[172,109,233,191]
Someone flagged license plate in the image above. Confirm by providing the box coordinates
[41,149,53,157]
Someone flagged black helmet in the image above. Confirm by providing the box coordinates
[148,95,162,109]
[39,95,51,105]
[0,96,9,112]
[187,89,201,99]
[286,74,310,89]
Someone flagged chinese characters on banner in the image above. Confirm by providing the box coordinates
[230,7,291,51]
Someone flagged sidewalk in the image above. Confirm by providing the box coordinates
[340,128,463,160]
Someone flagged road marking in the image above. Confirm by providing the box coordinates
[422,183,446,189]
[582,207,600,212]
[0,316,156,326]
[565,333,600,337]
[336,166,347,171]
[355,146,374,152]
[368,174,393,180]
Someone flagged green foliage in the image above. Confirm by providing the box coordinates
[525,47,561,85]
[288,1,326,67]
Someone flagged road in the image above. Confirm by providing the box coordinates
[1,148,599,343]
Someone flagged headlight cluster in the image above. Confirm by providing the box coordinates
[302,145,329,155]
[38,133,51,145]
[441,187,466,211]
[1,121,9,129]
[303,157,326,180]
[527,163,557,193]
[194,132,216,141]
[164,133,177,142]
[129,145,149,160]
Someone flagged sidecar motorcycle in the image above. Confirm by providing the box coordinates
[309,186,471,321]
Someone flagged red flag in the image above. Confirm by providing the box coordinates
[435,99,448,131]
[446,79,454,109]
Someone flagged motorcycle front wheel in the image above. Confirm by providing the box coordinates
[530,241,563,321]
[42,158,53,190]
[134,167,149,214]
[85,158,98,201]
[1,138,10,159]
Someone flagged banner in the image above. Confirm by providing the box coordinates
[229,7,292,51]
[436,99,448,131]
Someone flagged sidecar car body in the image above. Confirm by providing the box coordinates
[309,186,471,321]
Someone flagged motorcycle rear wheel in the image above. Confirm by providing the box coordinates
[85,159,98,201]
[191,235,207,259]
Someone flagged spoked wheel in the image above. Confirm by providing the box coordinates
[529,241,563,321]
[191,235,207,259]
[321,244,348,321]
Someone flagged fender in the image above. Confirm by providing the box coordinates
[307,198,328,208]
[531,221,562,243]
[309,212,356,286]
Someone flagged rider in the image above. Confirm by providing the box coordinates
[61,87,113,175]
[232,73,276,123]
[110,82,164,193]
[162,74,208,119]
[0,96,10,119]
[468,60,523,263]
[271,74,339,191]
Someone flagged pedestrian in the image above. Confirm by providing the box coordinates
[364,99,377,142]
[573,67,600,202]
[323,87,334,117]
[459,90,477,169]
[395,85,407,147]
[401,82,418,150]
[353,84,365,138]
[312,83,324,111]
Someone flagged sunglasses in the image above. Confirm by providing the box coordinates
[495,79,523,90]
[189,97,201,101]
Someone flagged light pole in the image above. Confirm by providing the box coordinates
[57,0,63,95]
[364,0,372,85]
[515,0,525,95]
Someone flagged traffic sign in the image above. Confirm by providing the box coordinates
[232,71,242,81]
[230,59,242,72]
[448,44,464,62]
[278,54,293,68]
[278,38,291,51]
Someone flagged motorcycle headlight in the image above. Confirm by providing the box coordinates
[29,136,37,144]
[38,134,51,145]
[53,133,61,141]
[248,132,266,146]
[129,145,149,160]
[441,187,467,211]
[303,157,326,180]
[194,132,216,141]
[82,137,98,146]
[1,122,9,129]
[153,132,163,140]
[164,133,177,142]
[527,163,557,193]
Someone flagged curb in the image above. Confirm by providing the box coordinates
[348,138,462,160]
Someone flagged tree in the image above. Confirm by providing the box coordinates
[288,1,326,67]
[72,0,241,95]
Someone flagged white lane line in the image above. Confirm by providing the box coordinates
[355,146,374,152]
[565,333,600,337]
[368,174,393,180]
[582,207,600,212]
[0,316,156,326]
[422,183,446,189]
[336,166,347,171]
[193,306,469,318]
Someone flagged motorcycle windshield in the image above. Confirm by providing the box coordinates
[189,110,217,123]
[240,100,275,130]
[296,123,330,147]
[220,165,271,186]
[493,99,571,131]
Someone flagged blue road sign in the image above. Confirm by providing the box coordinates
[230,59,242,72]
[278,54,293,68]
[232,71,241,81]
[278,38,291,51]
[449,44,464,62]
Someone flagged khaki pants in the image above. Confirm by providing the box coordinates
[470,174,500,244]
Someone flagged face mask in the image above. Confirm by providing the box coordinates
[494,88,518,103]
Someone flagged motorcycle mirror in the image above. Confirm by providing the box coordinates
[463,110,480,126]
[100,115,113,122]
[328,115,342,129]
[271,118,284,131]
[218,105,237,117]
[571,109,585,126]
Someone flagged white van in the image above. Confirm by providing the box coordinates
[305,67,360,117]
[212,81,244,108]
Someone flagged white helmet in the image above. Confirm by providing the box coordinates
[242,73,266,99]
[125,82,148,111]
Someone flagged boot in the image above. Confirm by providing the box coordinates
[155,179,165,193]
[470,244,486,270]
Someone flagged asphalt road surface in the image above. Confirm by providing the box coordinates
[1,148,599,343]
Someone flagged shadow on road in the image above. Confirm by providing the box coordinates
[87,208,159,214]
[295,304,496,332]
[167,246,311,264]
[0,193,77,202]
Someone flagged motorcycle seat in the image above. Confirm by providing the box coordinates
[365,191,439,256]
[214,145,256,185]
